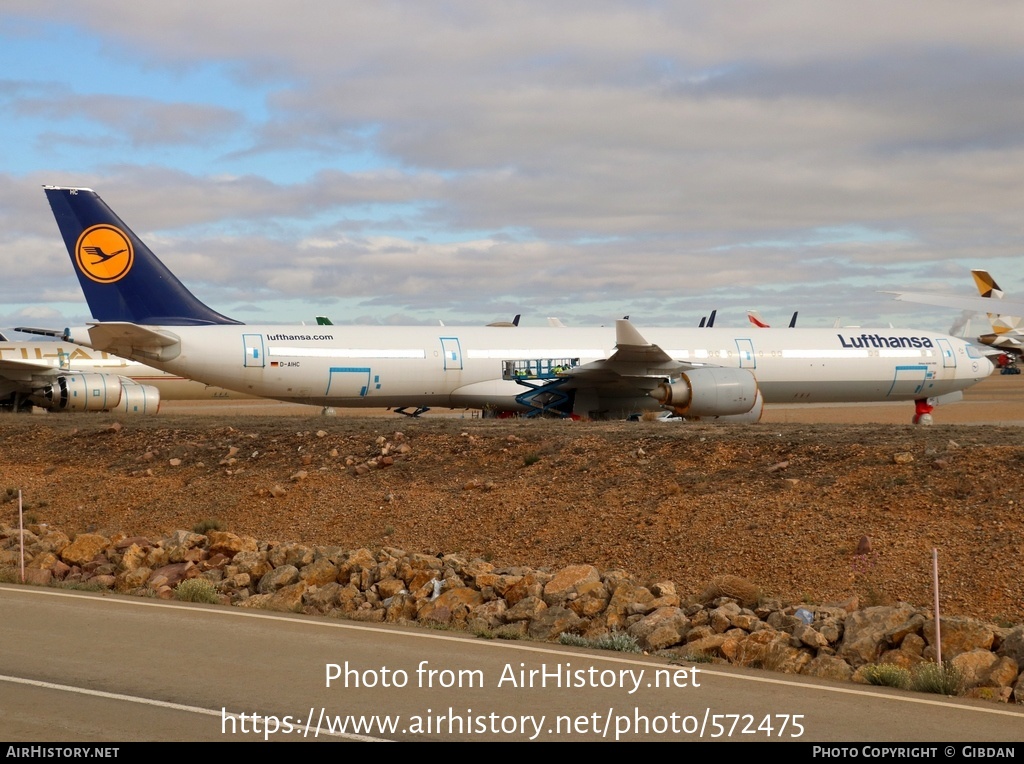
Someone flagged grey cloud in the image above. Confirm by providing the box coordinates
[3,2,1023,331]
[14,91,243,148]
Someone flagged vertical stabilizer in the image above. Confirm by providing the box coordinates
[44,186,241,326]
[970,269,1022,337]
[972,270,1003,299]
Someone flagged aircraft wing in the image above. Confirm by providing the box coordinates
[564,319,686,392]
[0,357,63,395]
[555,320,760,418]
[0,357,61,374]
[882,291,1024,317]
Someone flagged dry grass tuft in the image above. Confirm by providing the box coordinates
[699,575,760,607]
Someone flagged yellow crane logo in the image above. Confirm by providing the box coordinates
[75,225,134,283]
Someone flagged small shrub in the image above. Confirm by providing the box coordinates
[0,567,20,584]
[192,518,224,535]
[699,575,760,608]
[175,578,219,604]
[522,453,541,467]
[861,663,910,689]
[558,633,589,647]
[51,580,107,592]
[422,620,459,632]
[558,631,642,653]
[672,649,717,664]
[910,661,964,696]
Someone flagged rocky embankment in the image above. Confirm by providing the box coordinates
[3,522,1022,704]
[4,415,1024,624]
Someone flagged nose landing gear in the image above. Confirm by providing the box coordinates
[912,398,934,425]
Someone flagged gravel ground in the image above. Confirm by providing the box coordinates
[2,374,1023,624]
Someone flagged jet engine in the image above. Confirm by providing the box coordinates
[117,379,161,414]
[696,389,764,423]
[654,367,759,418]
[29,373,160,414]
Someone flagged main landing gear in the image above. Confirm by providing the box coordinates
[912,398,934,425]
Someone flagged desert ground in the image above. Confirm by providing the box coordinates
[2,373,1023,624]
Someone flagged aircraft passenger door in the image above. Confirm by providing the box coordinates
[326,367,373,397]
[242,334,265,368]
[735,338,756,369]
[935,338,957,369]
[440,337,463,371]
[887,365,928,398]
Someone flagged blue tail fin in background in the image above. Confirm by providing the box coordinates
[44,186,241,326]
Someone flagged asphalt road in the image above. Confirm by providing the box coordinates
[2,585,1021,743]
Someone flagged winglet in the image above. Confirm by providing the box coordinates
[612,319,675,364]
[615,318,652,347]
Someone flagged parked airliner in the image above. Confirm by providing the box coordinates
[0,335,245,414]
[40,186,992,423]
[886,270,1024,375]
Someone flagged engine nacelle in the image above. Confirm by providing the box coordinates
[29,373,160,414]
[33,373,121,412]
[118,380,161,414]
[654,367,759,418]
[698,389,764,423]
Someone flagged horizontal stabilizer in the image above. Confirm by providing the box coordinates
[79,322,182,363]
[12,326,64,338]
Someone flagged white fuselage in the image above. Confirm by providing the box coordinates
[69,323,992,416]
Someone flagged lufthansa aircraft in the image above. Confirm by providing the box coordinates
[0,334,244,414]
[41,186,992,423]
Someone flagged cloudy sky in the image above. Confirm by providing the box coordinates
[2,1,1022,336]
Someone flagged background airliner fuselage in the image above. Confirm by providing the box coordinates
[0,339,243,413]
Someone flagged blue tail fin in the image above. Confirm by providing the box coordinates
[44,186,241,326]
